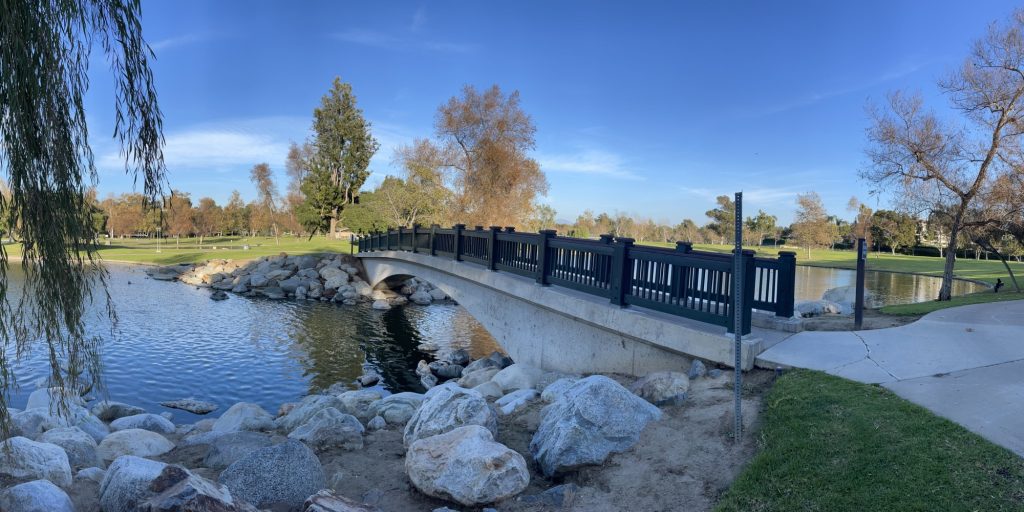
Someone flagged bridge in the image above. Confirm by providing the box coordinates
[355,225,797,375]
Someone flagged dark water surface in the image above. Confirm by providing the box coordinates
[6,265,499,422]
[795,266,988,307]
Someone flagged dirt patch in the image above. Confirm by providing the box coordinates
[316,370,773,511]
[800,309,921,331]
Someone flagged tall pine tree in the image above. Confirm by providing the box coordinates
[298,78,378,236]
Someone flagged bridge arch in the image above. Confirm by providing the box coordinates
[359,251,763,375]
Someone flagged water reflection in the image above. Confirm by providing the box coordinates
[5,265,499,422]
[796,266,987,307]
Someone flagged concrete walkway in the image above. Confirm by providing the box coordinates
[756,299,1024,456]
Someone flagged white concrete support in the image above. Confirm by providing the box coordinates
[358,251,763,374]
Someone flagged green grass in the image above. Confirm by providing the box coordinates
[641,241,1024,287]
[3,236,354,266]
[880,290,1024,315]
[716,370,1024,512]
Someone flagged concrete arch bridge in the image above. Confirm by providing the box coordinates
[356,225,797,376]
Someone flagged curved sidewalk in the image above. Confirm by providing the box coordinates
[756,300,1024,456]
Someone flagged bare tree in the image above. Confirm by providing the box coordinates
[863,10,1024,300]
[250,163,280,243]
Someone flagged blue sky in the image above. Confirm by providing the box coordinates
[85,0,1020,225]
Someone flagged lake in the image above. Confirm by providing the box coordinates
[4,262,985,422]
[5,264,499,422]
[795,266,987,307]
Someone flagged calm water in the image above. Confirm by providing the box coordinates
[795,266,987,307]
[5,263,986,422]
[6,265,499,422]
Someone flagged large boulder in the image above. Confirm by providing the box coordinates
[367,392,424,425]
[278,276,303,294]
[822,285,873,314]
[139,464,258,512]
[96,429,174,461]
[99,456,167,512]
[287,407,364,451]
[38,427,100,469]
[495,389,538,416]
[406,425,529,506]
[91,401,146,422]
[463,357,501,375]
[336,389,384,422]
[630,371,690,406]
[409,290,433,305]
[319,266,346,281]
[203,431,275,470]
[276,394,346,433]
[26,387,84,411]
[491,364,544,392]
[0,479,75,512]
[10,409,51,438]
[458,368,499,388]
[794,299,842,318]
[540,377,579,403]
[218,439,326,510]
[110,413,176,435]
[248,273,269,288]
[213,402,276,432]
[0,437,72,487]
[529,375,662,477]
[404,386,498,448]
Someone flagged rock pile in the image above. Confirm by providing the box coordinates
[148,252,453,308]
[4,343,731,509]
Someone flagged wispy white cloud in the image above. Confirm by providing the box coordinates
[411,6,427,31]
[149,33,208,52]
[747,62,930,117]
[332,29,477,54]
[539,149,643,180]
[98,117,306,174]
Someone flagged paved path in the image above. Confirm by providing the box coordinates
[756,300,1024,456]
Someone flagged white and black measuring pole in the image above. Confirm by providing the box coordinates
[732,191,744,440]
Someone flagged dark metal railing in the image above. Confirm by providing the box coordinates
[356,225,797,335]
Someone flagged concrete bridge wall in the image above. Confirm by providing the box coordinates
[358,251,762,375]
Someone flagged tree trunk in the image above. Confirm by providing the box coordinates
[938,215,963,301]
[329,209,338,239]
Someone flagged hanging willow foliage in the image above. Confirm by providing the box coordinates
[0,0,165,434]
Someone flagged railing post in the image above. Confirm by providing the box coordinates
[411,224,419,253]
[776,251,797,318]
[535,229,556,285]
[610,237,634,306]
[675,241,693,253]
[430,224,438,256]
[400,226,407,251]
[599,233,613,244]
[488,226,501,270]
[453,224,465,262]
[505,226,515,233]
[386,229,393,251]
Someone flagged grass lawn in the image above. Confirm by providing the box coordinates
[3,236,354,266]
[880,290,1024,315]
[716,370,1024,512]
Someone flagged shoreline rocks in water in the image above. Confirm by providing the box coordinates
[149,252,452,308]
